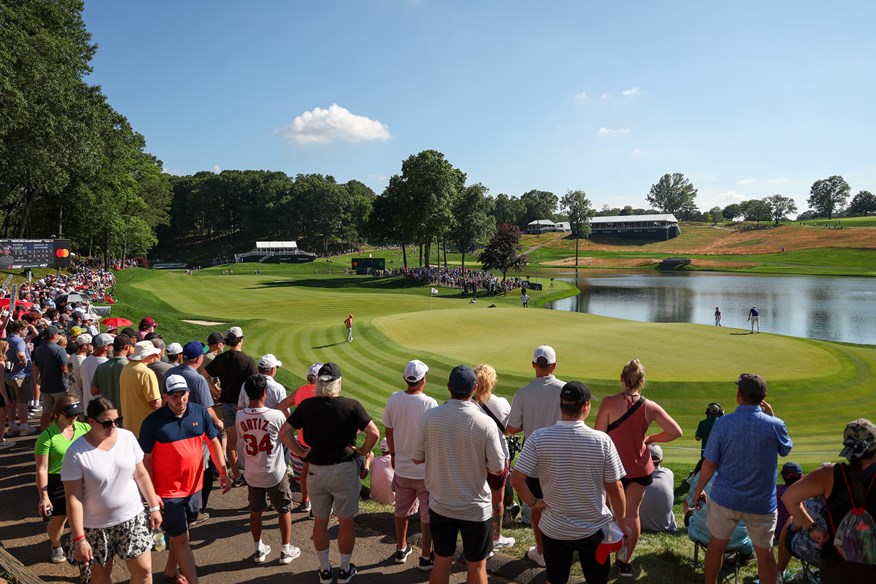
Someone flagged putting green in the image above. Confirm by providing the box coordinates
[373,308,840,382]
[121,267,876,464]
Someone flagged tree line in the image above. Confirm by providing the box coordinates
[0,0,172,264]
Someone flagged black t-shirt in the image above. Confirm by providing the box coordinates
[287,396,371,465]
[205,349,258,404]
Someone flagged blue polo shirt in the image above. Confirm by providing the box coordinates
[704,404,793,514]
[162,364,214,408]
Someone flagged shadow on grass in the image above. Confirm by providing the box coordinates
[312,341,347,349]
[730,331,756,336]
[253,277,425,291]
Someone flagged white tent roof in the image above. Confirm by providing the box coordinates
[527,219,556,225]
[256,241,297,249]
[588,214,678,224]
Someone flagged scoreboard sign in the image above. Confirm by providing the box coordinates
[0,239,72,269]
[351,257,385,274]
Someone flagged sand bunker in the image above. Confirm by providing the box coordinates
[183,319,225,326]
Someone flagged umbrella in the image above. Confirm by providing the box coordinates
[100,317,132,328]
[54,293,87,306]
[0,298,33,310]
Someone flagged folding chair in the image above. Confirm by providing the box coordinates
[691,538,743,584]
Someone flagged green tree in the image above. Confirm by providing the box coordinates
[493,193,526,226]
[450,183,494,270]
[722,203,742,221]
[646,173,698,218]
[560,190,594,267]
[739,199,772,222]
[763,195,797,225]
[394,150,465,267]
[848,191,876,216]
[708,206,723,224]
[808,175,850,219]
[520,190,558,230]
[478,224,528,281]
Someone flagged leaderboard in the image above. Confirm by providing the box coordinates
[0,239,72,269]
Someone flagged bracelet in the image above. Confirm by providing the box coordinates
[72,534,86,544]
[148,505,161,513]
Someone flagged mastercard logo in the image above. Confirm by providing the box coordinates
[55,249,70,258]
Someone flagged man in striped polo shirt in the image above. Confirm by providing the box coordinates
[413,365,506,584]
[511,381,629,584]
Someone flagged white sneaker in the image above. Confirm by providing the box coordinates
[493,535,515,550]
[527,546,545,567]
[253,544,271,563]
[279,545,301,565]
[51,546,65,563]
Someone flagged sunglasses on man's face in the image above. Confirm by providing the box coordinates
[97,417,123,430]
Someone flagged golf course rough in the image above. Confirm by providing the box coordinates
[124,267,876,465]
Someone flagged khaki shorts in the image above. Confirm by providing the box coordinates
[308,461,360,519]
[6,377,34,404]
[707,500,776,548]
[40,390,68,412]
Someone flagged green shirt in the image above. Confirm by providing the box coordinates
[34,421,91,474]
[92,356,129,415]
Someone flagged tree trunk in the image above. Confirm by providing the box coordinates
[424,241,432,268]
[58,207,63,239]
[17,188,38,238]
[575,237,579,266]
[461,251,466,271]
[443,239,448,269]
[402,243,408,269]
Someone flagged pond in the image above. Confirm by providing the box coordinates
[547,270,876,346]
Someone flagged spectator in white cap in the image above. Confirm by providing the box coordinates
[119,340,162,438]
[277,362,324,514]
[236,354,286,411]
[382,359,438,569]
[82,314,99,336]
[507,344,566,567]
[70,334,93,401]
[166,343,184,365]
[639,444,678,533]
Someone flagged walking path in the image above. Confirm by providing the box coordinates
[0,431,564,583]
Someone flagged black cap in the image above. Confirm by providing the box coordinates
[43,325,60,338]
[560,381,591,404]
[448,365,477,396]
[61,401,83,417]
[207,331,224,345]
[318,362,342,382]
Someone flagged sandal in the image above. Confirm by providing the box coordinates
[162,573,189,584]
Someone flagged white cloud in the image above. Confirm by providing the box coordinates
[715,191,748,205]
[279,103,391,144]
[600,92,611,100]
[575,91,588,101]
[621,87,643,96]
[598,127,630,137]
[737,178,756,186]
[737,176,791,186]
[632,148,642,155]
[366,174,388,183]
[162,167,181,176]
[212,165,222,174]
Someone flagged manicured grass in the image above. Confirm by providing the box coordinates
[114,265,876,469]
[796,216,876,228]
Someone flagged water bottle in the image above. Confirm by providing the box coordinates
[152,529,166,552]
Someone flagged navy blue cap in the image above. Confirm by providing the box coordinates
[182,341,204,360]
[448,365,477,396]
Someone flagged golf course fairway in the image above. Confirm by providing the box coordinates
[119,266,876,466]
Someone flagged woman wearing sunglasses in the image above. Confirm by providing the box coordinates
[61,397,163,584]
[34,396,91,564]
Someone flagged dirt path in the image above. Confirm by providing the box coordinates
[0,431,562,583]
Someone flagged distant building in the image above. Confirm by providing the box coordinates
[234,241,317,263]
[587,214,680,240]
[526,219,556,234]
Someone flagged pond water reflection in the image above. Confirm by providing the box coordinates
[547,270,876,346]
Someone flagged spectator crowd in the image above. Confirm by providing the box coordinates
[2,265,873,584]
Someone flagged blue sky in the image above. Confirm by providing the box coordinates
[82,1,876,214]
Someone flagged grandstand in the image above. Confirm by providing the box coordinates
[233,241,317,264]
[588,214,681,240]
